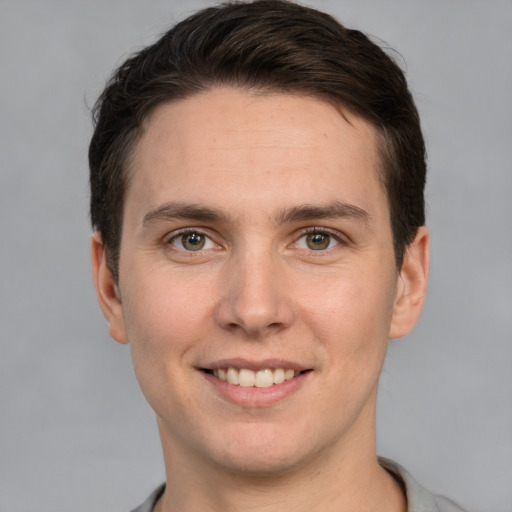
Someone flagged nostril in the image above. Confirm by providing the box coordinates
[214,286,294,337]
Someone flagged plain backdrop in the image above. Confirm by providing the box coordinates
[1,1,511,511]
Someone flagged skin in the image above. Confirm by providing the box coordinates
[92,88,429,512]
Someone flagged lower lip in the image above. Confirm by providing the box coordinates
[202,371,311,407]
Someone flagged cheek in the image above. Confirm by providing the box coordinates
[123,261,213,327]
[302,267,395,331]
[120,278,208,417]
[120,269,214,373]
[297,265,397,370]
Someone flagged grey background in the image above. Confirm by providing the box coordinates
[1,1,511,511]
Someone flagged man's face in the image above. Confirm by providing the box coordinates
[94,88,426,475]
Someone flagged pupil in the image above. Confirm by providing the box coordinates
[183,232,205,250]
[307,232,329,250]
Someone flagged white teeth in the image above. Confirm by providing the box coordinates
[214,367,301,387]
[255,369,273,388]
[239,368,255,387]
[226,367,239,385]
[284,369,295,380]
[273,368,285,384]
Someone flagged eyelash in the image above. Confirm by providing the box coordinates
[293,227,344,251]
[165,226,346,253]
[166,228,217,252]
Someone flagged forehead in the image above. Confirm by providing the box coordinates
[125,88,387,226]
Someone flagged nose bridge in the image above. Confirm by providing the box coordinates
[216,239,292,337]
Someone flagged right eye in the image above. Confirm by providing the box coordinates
[169,230,215,251]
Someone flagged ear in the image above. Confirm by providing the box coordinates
[91,232,128,344]
[389,226,430,339]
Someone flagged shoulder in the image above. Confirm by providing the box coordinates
[379,457,467,512]
[435,495,467,512]
[129,484,165,512]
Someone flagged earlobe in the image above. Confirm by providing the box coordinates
[389,226,430,339]
[91,232,128,344]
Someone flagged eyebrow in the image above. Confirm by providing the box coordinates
[143,202,228,226]
[142,200,370,228]
[274,201,370,226]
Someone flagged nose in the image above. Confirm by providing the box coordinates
[215,248,294,338]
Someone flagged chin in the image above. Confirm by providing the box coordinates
[212,449,308,478]
[203,425,321,477]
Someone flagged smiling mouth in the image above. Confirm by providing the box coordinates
[203,367,309,388]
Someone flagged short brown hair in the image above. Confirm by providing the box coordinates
[89,0,426,281]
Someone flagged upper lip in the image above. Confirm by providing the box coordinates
[200,358,310,372]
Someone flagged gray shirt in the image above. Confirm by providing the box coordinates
[129,458,466,512]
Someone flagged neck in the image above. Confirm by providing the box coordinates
[155,408,406,512]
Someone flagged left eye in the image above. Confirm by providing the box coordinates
[170,231,215,251]
[296,231,339,251]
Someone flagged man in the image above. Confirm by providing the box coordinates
[89,1,464,511]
